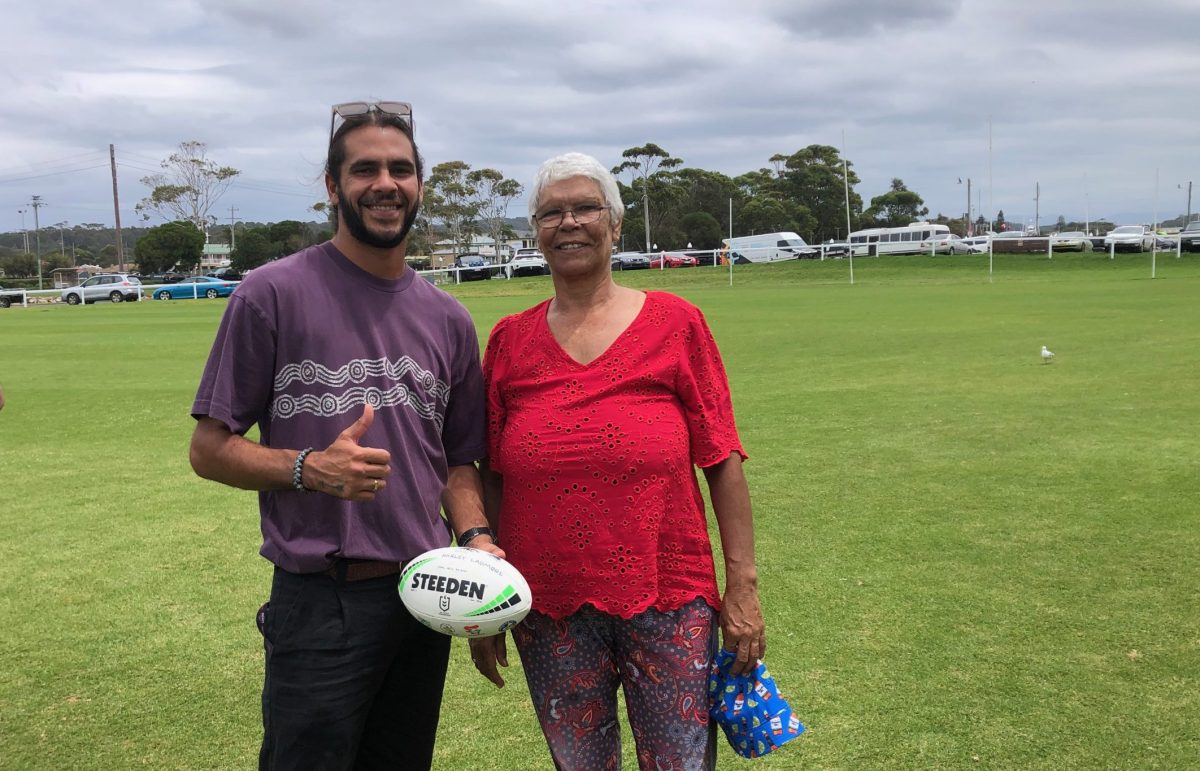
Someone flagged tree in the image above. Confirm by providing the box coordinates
[670,168,741,242]
[467,168,523,259]
[612,144,683,251]
[733,169,775,200]
[267,220,313,256]
[136,141,240,237]
[995,210,1008,231]
[0,252,37,278]
[230,228,275,271]
[425,161,482,256]
[738,197,816,238]
[862,178,929,227]
[773,145,862,242]
[133,221,205,274]
[680,212,724,250]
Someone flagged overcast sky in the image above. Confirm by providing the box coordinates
[2,0,1198,240]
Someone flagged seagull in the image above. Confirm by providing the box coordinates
[1041,345,1055,363]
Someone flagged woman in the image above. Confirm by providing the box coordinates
[470,152,765,770]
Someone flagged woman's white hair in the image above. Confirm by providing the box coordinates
[527,152,624,227]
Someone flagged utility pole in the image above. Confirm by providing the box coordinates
[229,206,239,250]
[643,192,650,254]
[1183,181,1193,222]
[31,196,44,289]
[110,144,125,271]
[1034,181,1040,234]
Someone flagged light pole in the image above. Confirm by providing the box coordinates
[18,209,29,253]
[959,177,972,235]
[1181,181,1193,222]
[31,196,44,290]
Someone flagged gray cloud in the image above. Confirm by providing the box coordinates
[1,0,1197,234]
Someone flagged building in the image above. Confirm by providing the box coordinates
[200,243,232,272]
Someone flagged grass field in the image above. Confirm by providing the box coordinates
[1,253,1197,769]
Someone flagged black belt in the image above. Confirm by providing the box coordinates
[323,559,405,582]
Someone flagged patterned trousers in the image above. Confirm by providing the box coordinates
[513,598,718,771]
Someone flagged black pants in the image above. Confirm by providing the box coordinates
[258,567,451,770]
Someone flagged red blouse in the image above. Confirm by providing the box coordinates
[483,291,745,620]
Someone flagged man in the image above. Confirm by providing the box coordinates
[189,101,499,770]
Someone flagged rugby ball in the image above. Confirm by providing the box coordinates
[399,547,532,637]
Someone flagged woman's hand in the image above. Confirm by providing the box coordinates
[469,632,509,688]
[720,580,766,677]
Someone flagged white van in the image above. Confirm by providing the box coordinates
[721,232,816,263]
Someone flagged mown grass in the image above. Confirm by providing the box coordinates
[1,252,1197,769]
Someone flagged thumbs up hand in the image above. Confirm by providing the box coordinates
[300,404,392,500]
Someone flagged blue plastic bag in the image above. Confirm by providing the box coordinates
[708,648,805,759]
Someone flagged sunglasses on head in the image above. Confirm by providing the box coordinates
[329,101,414,143]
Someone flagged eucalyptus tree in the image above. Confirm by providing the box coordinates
[467,168,523,259]
[775,145,863,242]
[612,144,682,251]
[136,141,240,239]
[862,178,929,227]
[425,161,482,256]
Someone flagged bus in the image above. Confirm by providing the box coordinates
[848,222,951,257]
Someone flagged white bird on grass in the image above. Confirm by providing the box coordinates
[1041,345,1055,363]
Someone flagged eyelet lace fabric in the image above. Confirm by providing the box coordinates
[483,292,746,619]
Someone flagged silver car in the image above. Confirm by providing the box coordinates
[1103,225,1155,253]
[61,273,144,305]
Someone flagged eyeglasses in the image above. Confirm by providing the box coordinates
[534,204,608,229]
[329,101,414,143]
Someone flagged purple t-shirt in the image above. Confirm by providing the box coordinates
[192,242,487,573]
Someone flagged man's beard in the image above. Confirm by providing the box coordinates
[338,184,419,249]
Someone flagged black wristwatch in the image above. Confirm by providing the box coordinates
[457,526,496,547]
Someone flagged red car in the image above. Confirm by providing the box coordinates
[648,252,698,268]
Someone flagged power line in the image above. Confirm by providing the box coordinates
[0,163,111,185]
[0,150,109,177]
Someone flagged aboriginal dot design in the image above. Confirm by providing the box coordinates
[270,355,450,427]
[482,292,746,621]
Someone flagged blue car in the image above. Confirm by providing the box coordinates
[152,275,239,300]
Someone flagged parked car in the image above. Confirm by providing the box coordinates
[205,267,243,281]
[1179,220,1200,252]
[453,254,493,280]
[60,273,143,305]
[989,231,1046,253]
[960,235,992,253]
[504,250,548,278]
[919,233,975,255]
[1103,225,1155,253]
[649,252,698,268]
[152,275,239,300]
[137,272,187,284]
[1050,231,1092,251]
[611,251,651,271]
[0,285,25,308]
[820,241,851,258]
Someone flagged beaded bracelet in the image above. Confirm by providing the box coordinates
[292,447,314,492]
